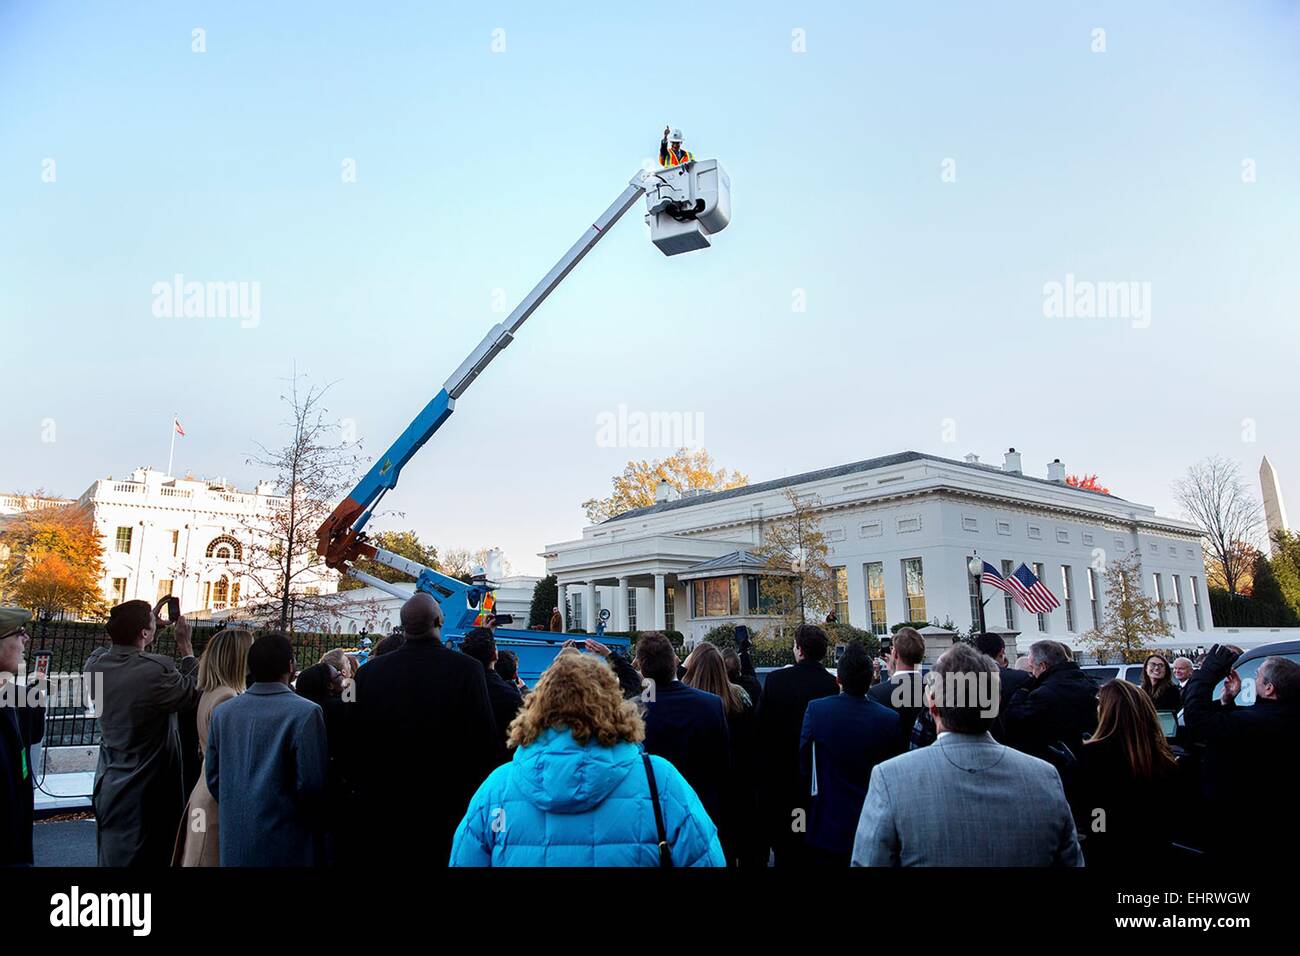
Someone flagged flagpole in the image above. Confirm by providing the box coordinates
[968,552,988,636]
[167,413,177,477]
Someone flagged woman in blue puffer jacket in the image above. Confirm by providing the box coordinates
[450,648,725,867]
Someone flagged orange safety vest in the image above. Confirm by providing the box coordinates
[660,146,693,167]
[474,590,496,627]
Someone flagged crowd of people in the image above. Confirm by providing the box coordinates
[1,594,1298,868]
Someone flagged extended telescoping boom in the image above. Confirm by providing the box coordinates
[315,157,731,677]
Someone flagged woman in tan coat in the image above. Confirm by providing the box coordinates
[173,629,252,866]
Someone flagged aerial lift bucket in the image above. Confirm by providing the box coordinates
[645,159,731,256]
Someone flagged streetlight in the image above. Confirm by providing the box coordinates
[968,555,988,636]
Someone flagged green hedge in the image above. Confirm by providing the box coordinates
[699,623,741,650]
[825,621,881,659]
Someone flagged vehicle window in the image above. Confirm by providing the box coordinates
[1085,667,1118,682]
[1212,652,1300,706]
[1123,667,1142,685]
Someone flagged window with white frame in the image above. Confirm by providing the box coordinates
[1171,575,1185,630]
[1191,576,1203,629]
[968,569,983,629]
[902,558,926,622]
[111,577,127,603]
[627,588,637,630]
[664,586,675,632]
[1087,567,1101,630]
[1002,559,1017,628]
[864,562,887,635]
[1152,573,1168,623]
[206,535,243,561]
[1034,562,1048,631]
[1060,565,1075,632]
[831,567,849,624]
[115,527,133,553]
[691,577,742,618]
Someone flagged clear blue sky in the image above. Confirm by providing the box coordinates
[3,1,1298,574]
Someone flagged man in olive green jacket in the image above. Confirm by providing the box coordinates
[85,600,198,867]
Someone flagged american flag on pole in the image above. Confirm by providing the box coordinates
[173,417,185,437]
[978,561,1017,597]
[1005,563,1060,614]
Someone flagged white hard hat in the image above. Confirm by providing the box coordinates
[669,128,683,143]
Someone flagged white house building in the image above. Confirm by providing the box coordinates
[0,493,75,516]
[543,449,1215,655]
[11,467,340,617]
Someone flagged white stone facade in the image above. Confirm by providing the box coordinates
[0,494,74,516]
[543,450,1215,652]
[72,467,338,617]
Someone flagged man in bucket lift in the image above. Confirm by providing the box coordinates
[660,126,693,167]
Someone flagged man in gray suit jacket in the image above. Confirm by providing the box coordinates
[207,632,328,866]
[852,644,1082,867]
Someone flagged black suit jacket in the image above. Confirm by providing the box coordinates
[1004,661,1099,759]
[0,698,44,865]
[757,660,839,813]
[735,647,763,706]
[991,664,1033,742]
[348,639,501,866]
[868,670,927,747]
[1183,645,1300,857]
[642,680,730,827]
[483,669,524,758]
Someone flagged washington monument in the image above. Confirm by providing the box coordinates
[1260,455,1291,555]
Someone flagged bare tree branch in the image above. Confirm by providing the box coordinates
[236,374,363,631]
[1172,455,1261,597]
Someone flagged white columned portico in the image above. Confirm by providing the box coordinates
[654,573,667,630]
[582,582,595,631]
[616,577,630,631]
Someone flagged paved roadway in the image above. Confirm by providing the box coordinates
[33,819,97,867]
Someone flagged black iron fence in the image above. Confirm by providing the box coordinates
[19,617,361,747]
[17,617,820,749]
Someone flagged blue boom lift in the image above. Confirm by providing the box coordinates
[315,156,731,681]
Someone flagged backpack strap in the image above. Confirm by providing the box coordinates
[641,753,673,868]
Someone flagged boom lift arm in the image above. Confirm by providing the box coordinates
[315,159,730,647]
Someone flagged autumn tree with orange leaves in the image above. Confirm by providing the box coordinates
[582,448,748,524]
[0,502,107,620]
[1066,474,1110,495]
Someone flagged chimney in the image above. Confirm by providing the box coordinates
[963,453,980,464]
[1047,458,1066,482]
[1003,448,1022,474]
[654,479,678,503]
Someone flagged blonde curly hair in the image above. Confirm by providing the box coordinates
[507,649,645,750]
